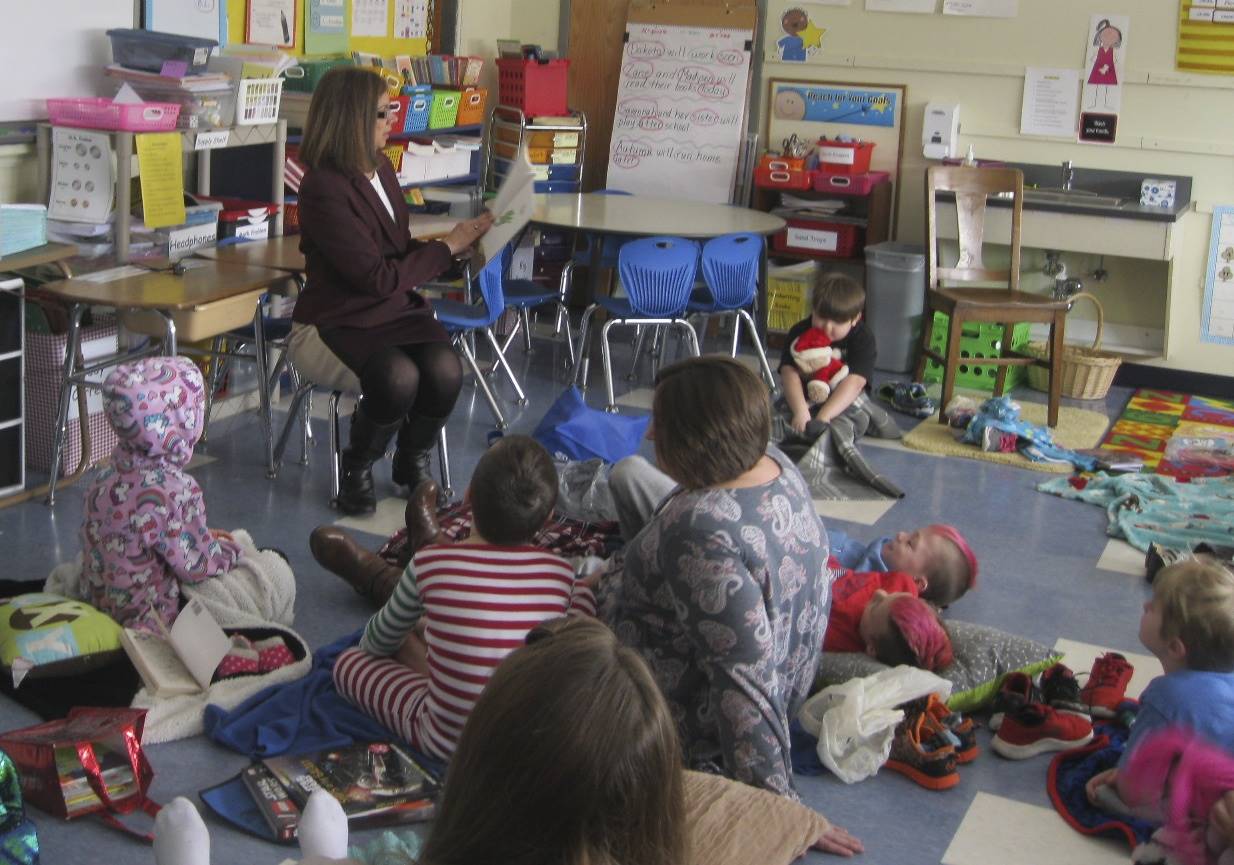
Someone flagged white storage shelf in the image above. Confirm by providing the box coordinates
[0,278,24,498]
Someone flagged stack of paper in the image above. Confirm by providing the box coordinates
[105,65,233,93]
[0,205,48,257]
[774,194,850,221]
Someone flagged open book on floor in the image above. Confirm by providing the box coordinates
[263,742,440,827]
[476,144,536,270]
[118,599,230,696]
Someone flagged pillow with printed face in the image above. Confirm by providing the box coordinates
[814,619,1060,714]
[0,594,124,680]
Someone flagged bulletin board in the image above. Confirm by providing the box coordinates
[1177,0,1234,75]
[224,0,436,56]
[765,78,907,229]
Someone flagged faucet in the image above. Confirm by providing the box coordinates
[1061,160,1074,191]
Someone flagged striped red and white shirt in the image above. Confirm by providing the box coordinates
[355,543,595,758]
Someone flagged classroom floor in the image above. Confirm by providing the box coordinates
[0,325,1158,865]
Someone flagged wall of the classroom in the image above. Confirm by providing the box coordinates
[759,0,1234,377]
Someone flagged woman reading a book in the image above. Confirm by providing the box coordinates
[294,66,493,516]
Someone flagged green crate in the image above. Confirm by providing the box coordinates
[921,312,1031,392]
[428,89,460,129]
[284,56,351,93]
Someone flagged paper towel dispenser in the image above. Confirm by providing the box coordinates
[923,102,960,160]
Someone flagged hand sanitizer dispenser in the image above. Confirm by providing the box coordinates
[923,103,960,160]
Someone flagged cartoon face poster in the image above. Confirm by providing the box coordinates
[776,7,827,62]
[771,83,898,127]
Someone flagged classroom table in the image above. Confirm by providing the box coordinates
[36,261,286,504]
[531,193,786,387]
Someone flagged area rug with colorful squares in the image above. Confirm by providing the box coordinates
[1099,389,1234,479]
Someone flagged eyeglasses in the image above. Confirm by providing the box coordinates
[376,102,400,120]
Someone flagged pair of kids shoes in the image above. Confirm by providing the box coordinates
[884,694,977,790]
[215,634,296,680]
[990,658,1130,759]
[877,382,937,419]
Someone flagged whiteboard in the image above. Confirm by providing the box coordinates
[606,21,754,205]
[0,0,137,123]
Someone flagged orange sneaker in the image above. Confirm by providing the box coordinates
[884,709,960,790]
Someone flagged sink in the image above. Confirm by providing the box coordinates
[1021,188,1127,208]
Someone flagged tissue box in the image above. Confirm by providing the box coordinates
[1140,179,1177,208]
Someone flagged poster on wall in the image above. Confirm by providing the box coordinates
[1178,0,1234,75]
[865,0,935,13]
[306,0,348,54]
[352,0,388,37]
[605,22,753,205]
[1078,13,1128,144]
[246,0,297,48]
[1201,206,1234,345]
[942,0,1017,17]
[774,8,827,62]
[394,0,427,39]
[1020,68,1080,138]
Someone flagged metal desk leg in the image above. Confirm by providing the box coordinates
[160,312,178,357]
[45,305,86,506]
[251,307,276,478]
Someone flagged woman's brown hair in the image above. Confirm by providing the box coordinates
[651,355,771,489]
[299,66,385,174]
[421,617,687,865]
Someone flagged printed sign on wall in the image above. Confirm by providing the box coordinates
[1079,13,1129,144]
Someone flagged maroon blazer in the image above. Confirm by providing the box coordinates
[293,158,453,336]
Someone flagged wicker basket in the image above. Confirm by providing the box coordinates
[1023,292,1122,400]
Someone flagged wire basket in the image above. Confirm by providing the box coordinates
[1023,292,1122,400]
[46,97,180,132]
[236,78,283,126]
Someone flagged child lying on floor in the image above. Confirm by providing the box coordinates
[1086,557,1234,816]
[829,524,978,608]
[333,435,596,761]
[823,564,954,672]
[81,357,242,633]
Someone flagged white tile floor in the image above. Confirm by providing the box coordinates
[942,792,1128,865]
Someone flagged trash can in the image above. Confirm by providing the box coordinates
[864,242,926,374]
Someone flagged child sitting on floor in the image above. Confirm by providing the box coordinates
[829,524,978,608]
[823,565,954,672]
[81,357,242,633]
[1087,556,1234,812]
[333,435,596,761]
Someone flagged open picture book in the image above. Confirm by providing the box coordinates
[118,598,231,696]
[477,144,537,270]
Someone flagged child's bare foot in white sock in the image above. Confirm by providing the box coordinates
[154,796,210,865]
[298,789,349,859]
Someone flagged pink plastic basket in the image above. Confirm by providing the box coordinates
[46,98,181,132]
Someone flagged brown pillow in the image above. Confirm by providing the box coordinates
[684,771,829,865]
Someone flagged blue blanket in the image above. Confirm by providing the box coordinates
[204,629,391,759]
[1038,472,1234,552]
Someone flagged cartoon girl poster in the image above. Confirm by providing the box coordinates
[1081,14,1129,113]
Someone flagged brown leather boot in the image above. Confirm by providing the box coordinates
[309,525,402,606]
[405,479,447,550]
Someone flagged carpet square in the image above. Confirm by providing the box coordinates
[942,793,1127,865]
[1101,389,1234,478]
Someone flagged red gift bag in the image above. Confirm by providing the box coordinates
[0,707,160,841]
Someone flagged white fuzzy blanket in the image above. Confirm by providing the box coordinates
[46,530,309,744]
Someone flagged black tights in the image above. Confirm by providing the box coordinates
[358,342,463,424]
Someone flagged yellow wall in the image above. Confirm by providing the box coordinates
[225,0,427,57]
[761,0,1234,376]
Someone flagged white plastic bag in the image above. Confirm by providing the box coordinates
[797,666,951,784]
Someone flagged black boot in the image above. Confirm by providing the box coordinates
[337,404,401,516]
[391,413,448,492]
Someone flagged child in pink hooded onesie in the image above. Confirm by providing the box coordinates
[81,357,241,632]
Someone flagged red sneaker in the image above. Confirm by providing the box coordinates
[991,703,1093,760]
[988,671,1037,732]
[1080,653,1134,718]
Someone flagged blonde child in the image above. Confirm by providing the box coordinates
[1087,557,1234,809]
[332,435,595,761]
[81,357,241,632]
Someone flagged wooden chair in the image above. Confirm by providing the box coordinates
[914,165,1069,427]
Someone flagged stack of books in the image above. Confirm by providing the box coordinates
[0,205,48,258]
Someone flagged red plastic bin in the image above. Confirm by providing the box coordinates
[754,154,811,190]
[815,140,875,176]
[197,196,280,242]
[812,169,889,195]
[773,218,861,259]
[495,58,569,117]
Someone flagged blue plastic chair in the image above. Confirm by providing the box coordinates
[687,233,777,389]
[574,236,701,412]
[432,246,524,429]
[499,260,576,367]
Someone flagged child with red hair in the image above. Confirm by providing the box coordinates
[823,565,954,672]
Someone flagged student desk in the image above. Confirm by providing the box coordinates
[36,261,285,504]
[0,242,78,278]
